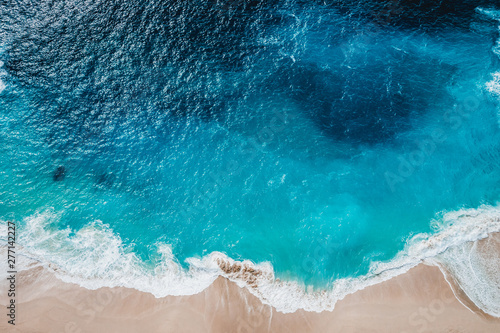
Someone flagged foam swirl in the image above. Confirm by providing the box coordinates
[1,205,499,314]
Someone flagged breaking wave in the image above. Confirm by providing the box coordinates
[1,205,499,314]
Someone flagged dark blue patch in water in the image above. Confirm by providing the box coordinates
[330,0,500,30]
[269,50,456,144]
[0,0,475,148]
[53,166,66,181]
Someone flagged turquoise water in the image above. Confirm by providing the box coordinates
[1,0,500,303]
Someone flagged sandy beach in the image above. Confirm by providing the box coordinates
[3,0,500,331]
[1,234,499,333]
[2,2,500,332]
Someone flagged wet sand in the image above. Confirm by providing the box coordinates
[1,236,499,332]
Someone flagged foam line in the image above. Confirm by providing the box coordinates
[1,205,500,314]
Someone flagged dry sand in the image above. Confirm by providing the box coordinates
[1,239,499,332]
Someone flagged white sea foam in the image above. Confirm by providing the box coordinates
[431,217,500,318]
[487,72,500,97]
[433,239,500,317]
[476,7,500,21]
[0,212,220,296]
[1,205,500,314]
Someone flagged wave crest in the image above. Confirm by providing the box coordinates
[1,205,500,314]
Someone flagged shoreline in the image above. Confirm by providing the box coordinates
[1,236,500,332]
[1,264,499,332]
[4,205,500,315]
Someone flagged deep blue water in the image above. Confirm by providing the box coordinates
[1,0,500,289]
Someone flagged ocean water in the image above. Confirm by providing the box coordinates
[1,0,500,314]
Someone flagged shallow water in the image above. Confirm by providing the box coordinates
[1,0,500,313]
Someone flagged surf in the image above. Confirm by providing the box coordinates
[1,0,500,318]
[1,205,499,314]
